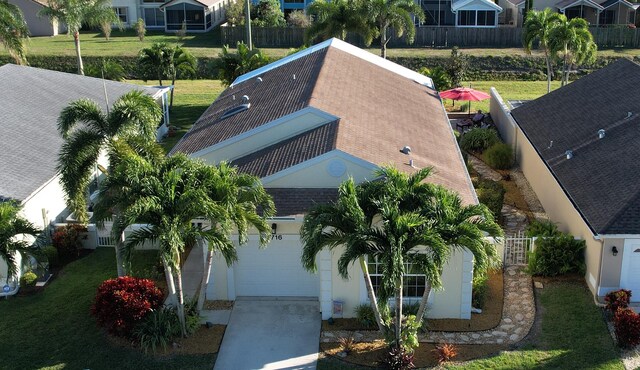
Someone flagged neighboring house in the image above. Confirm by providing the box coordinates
[490,58,640,303]
[7,0,63,36]
[170,38,484,320]
[110,0,232,32]
[421,0,504,27]
[0,64,170,232]
[498,0,638,26]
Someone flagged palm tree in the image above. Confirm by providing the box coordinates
[523,9,562,93]
[57,90,162,277]
[305,0,373,44]
[0,202,41,284]
[548,15,597,86]
[360,0,425,59]
[121,154,230,337]
[168,46,197,110]
[214,42,270,87]
[137,42,173,86]
[196,162,275,312]
[0,0,29,65]
[301,179,388,333]
[40,0,118,75]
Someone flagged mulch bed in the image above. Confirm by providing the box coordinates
[204,300,234,310]
[321,340,507,368]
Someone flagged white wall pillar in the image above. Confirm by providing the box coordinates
[319,249,332,319]
[460,249,474,319]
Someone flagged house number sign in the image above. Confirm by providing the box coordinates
[271,234,283,240]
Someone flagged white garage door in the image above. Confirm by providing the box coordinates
[233,237,319,297]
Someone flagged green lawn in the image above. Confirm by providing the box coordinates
[0,249,215,370]
[13,30,640,60]
[126,79,225,152]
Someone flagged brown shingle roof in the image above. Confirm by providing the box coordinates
[511,58,640,234]
[231,120,339,178]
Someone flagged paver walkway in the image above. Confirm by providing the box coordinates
[321,266,535,345]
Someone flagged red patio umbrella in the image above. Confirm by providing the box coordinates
[439,87,491,114]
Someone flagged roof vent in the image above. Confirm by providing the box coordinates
[627,112,633,119]
[242,95,249,104]
[293,74,296,80]
[400,146,412,155]
[566,150,573,160]
[598,129,605,139]
[256,77,263,83]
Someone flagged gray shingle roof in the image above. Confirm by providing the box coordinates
[266,188,338,216]
[0,64,161,202]
[511,58,640,235]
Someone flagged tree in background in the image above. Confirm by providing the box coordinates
[226,0,246,26]
[253,0,286,27]
[523,0,534,23]
[447,46,468,87]
[0,0,29,64]
[137,42,173,86]
[523,8,562,93]
[305,0,371,43]
[287,10,311,28]
[548,15,597,86]
[85,59,126,81]
[360,0,425,59]
[418,66,452,91]
[214,42,270,86]
[40,0,119,75]
[135,18,146,41]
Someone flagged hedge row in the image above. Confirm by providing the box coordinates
[2,54,638,81]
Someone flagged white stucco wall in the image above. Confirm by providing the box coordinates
[21,174,69,230]
[8,0,59,36]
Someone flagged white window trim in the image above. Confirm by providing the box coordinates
[455,9,499,27]
[366,257,428,300]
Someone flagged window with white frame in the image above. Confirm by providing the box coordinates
[368,258,427,298]
[457,9,496,26]
[114,7,128,23]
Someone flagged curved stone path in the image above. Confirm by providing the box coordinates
[321,266,535,345]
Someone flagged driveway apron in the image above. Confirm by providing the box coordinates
[214,299,321,370]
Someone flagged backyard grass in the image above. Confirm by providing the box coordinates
[318,280,622,370]
[0,249,215,370]
[11,30,640,59]
[126,79,225,152]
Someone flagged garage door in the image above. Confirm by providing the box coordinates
[233,237,319,297]
[621,239,640,301]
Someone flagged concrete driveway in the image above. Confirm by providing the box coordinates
[213,299,321,370]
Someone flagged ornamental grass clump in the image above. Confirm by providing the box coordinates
[459,128,500,153]
[92,276,164,338]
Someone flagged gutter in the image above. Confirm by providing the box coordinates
[594,234,607,307]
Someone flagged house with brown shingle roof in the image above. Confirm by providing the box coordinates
[171,38,480,320]
[491,58,640,304]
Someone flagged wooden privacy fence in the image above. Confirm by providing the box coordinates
[221,25,640,49]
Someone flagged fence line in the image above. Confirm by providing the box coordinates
[503,231,536,266]
[221,25,640,49]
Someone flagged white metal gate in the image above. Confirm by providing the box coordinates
[97,220,115,247]
[503,232,536,266]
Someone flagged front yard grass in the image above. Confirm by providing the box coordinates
[318,280,622,370]
[0,248,215,370]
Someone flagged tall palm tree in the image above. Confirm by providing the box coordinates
[548,15,597,86]
[121,154,230,337]
[523,9,563,93]
[214,42,270,87]
[301,179,388,333]
[360,0,425,59]
[137,42,173,86]
[305,0,374,44]
[57,90,162,277]
[196,162,274,312]
[0,202,41,284]
[40,0,118,75]
[0,0,29,65]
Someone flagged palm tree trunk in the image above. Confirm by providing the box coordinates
[562,45,568,86]
[395,276,403,349]
[197,240,213,313]
[544,48,552,94]
[170,74,177,111]
[162,258,179,308]
[174,266,188,337]
[73,30,84,75]
[115,230,126,277]
[359,257,386,333]
[380,26,388,59]
[415,282,432,324]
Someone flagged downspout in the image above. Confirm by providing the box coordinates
[593,234,607,307]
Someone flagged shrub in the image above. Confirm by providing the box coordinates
[338,336,356,354]
[527,233,586,276]
[133,307,181,354]
[355,304,377,328]
[134,18,146,41]
[475,179,505,220]
[402,301,420,317]
[100,20,112,41]
[605,289,632,313]
[484,143,513,170]
[184,298,201,335]
[525,219,559,238]
[20,271,37,287]
[92,276,164,338]
[287,10,310,28]
[433,343,458,364]
[40,245,59,268]
[614,307,640,348]
[380,346,415,370]
[384,315,420,352]
[418,66,451,91]
[472,268,489,309]
[52,224,86,260]
[459,129,500,153]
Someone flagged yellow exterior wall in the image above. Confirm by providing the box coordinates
[330,245,362,318]
[198,110,332,164]
[600,238,625,291]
